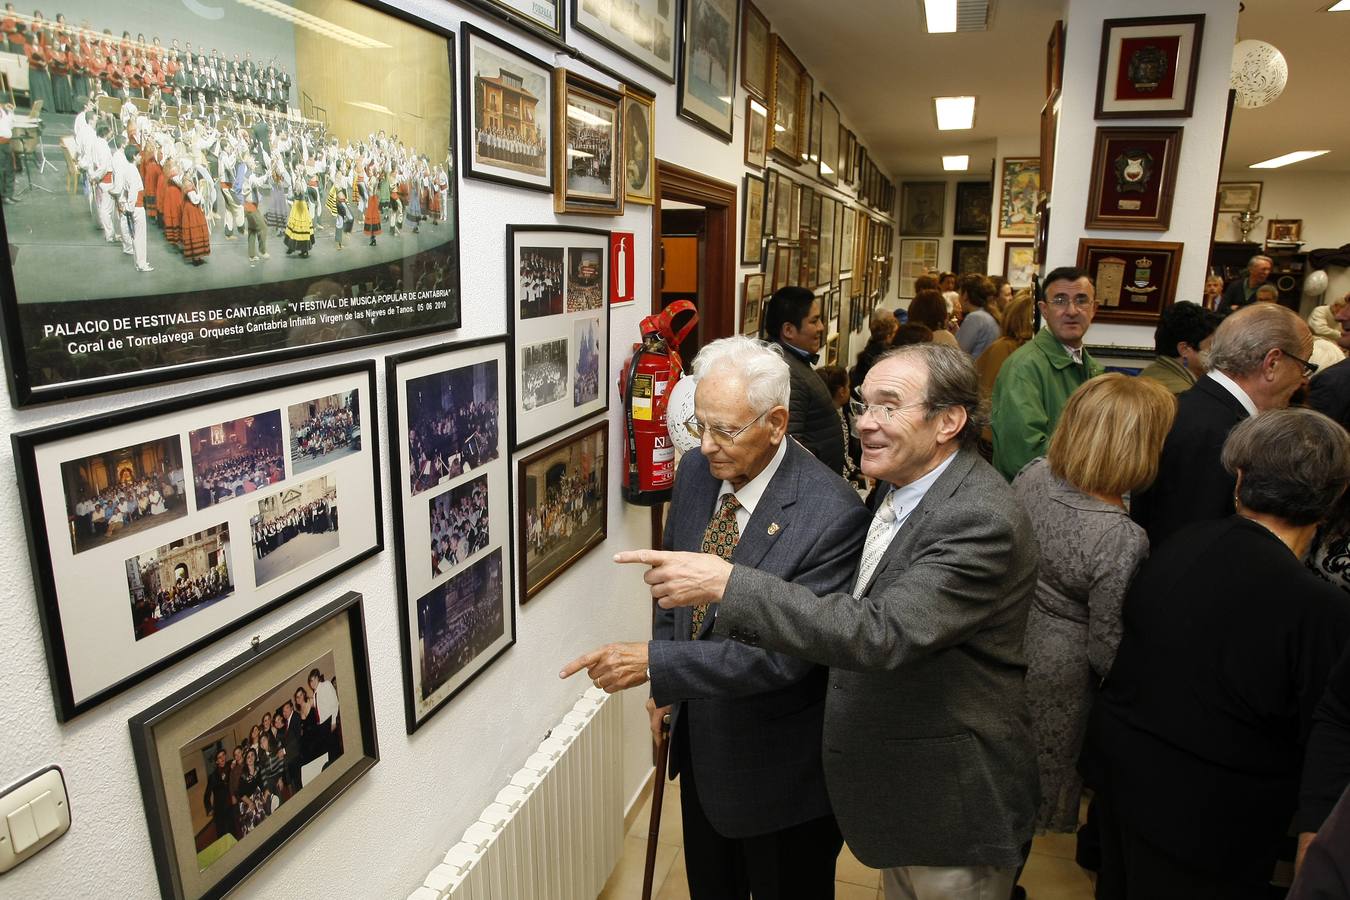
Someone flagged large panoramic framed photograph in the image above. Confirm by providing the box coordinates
[461,23,554,193]
[1085,126,1183,231]
[387,338,514,732]
[740,0,770,102]
[768,35,806,163]
[13,362,381,722]
[507,226,612,450]
[554,69,625,216]
[900,182,946,237]
[1077,238,1184,326]
[678,0,739,141]
[517,420,607,603]
[572,0,679,82]
[998,157,1041,238]
[0,0,461,407]
[1096,14,1205,119]
[623,86,656,205]
[129,591,378,900]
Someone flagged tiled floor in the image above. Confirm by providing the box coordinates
[599,781,1096,899]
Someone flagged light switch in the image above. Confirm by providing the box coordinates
[6,804,38,855]
[29,791,59,838]
[0,766,70,874]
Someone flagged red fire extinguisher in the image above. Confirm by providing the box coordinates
[618,300,698,506]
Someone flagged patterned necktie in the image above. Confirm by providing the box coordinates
[692,493,741,638]
[852,490,898,598]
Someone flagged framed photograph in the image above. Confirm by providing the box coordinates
[554,70,624,215]
[745,97,768,169]
[742,174,767,265]
[772,173,792,239]
[742,273,766,335]
[678,0,739,141]
[954,181,993,236]
[740,0,771,101]
[951,240,989,276]
[1004,242,1037,290]
[1267,219,1303,243]
[386,338,513,732]
[462,24,553,192]
[818,197,836,287]
[517,420,607,603]
[1046,19,1065,99]
[507,226,612,450]
[623,87,656,205]
[900,182,946,236]
[130,591,378,900]
[1040,96,1060,198]
[998,157,1041,238]
[774,245,793,292]
[13,363,379,722]
[1086,126,1183,231]
[768,36,806,163]
[0,2,460,407]
[1076,238,1184,326]
[762,242,778,289]
[477,0,565,40]
[839,206,856,276]
[818,94,841,185]
[1218,181,1263,213]
[900,238,939,298]
[572,0,678,82]
[1096,14,1205,119]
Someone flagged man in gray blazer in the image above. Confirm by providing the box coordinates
[618,343,1041,900]
[563,335,869,898]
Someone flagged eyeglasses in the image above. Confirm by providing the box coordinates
[1281,348,1319,378]
[1044,294,1095,310]
[848,396,926,423]
[683,408,769,446]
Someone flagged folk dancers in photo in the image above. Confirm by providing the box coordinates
[114,145,152,272]
[332,189,350,250]
[178,170,211,265]
[361,166,381,246]
[242,160,270,265]
[283,182,314,257]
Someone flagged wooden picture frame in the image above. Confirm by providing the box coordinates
[1217,180,1263,213]
[1095,14,1205,119]
[998,157,1041,238]
[677,0,739,141]
[954,181,992,236]
[622,86,656,205]
[900,181,946,236]
[462,22,554,193]
[739,0,770,102]
[1040,95,1059,198]
[742,173,767,265]
[744,96,768,169]
[1046,20,1065,99]
[768,35,806,163]
[517,420,607,603]
[554,69,624,216]
[742,272,766,334]
[1267,219,1303,243]
[818,93,841,185]
[476,0,566,41]
[1086,126,1183,231]
[571,0,678,82]
[1076,238,1184,325]
[1003,242,1037,289]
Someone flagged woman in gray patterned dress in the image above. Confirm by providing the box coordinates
[1012,373,1175,831]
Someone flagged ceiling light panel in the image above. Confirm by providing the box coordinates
[943,155,970,171]
[934,96,976,130]
[1249,150,1330,169]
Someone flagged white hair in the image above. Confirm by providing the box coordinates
[689,335,791,413]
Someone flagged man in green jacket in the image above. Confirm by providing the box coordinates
[990,266,1104,480]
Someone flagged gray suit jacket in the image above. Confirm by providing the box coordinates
[718,447,1041,868]
[649,440,869,839]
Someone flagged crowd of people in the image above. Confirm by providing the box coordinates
[474,121,545,174]
[518,249,565,319]
[407,373,499,495]
[250,491,337,560]
[193,447,284,509]
[420,554,504,698]
[520,339,567,411]
[524,466,602,562]
[68,464,184,549]
[130,556,231,640]
[291,402,359,464]
[430,476,490,577]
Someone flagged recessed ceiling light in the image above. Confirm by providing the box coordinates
[943,155,970,171]
[923,0,957,32]
[1249,150,1330,169]
[1328,1,1350,10]
[933,96,976,130]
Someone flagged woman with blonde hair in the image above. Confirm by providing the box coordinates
[1012,373,1176,834]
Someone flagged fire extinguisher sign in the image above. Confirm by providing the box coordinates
[630,372,655,420]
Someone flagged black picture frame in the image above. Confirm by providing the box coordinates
[13,361,383,722]
[460,22,555,194]
[571,0,681,83]
[129,591,379,900]
[954,181,993,236]
[676,0,740,142]
[386,337,515,733]
[0,0,462,407]
[951,239,990,276]
[517,419,608,603]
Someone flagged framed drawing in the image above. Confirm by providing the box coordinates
[1096,14,1205,119]
[951,240,989,276]
[900,182,946,236]
[998,157,1041,238]
[745,97,768,169]
[1267,219,1303,243]
[819,93,841,185]
[954,181,993,236]
[1046,19,1065,99]
[899,238,939,298]
[1085,126,1183,231]
[476,0,565,40]
[554,69,625,215]
[742,174,767,265]
[463,23,553,192]
[768,36,806,163]
[517,420,607,602]
[1004,243,1037,289]
[1217,181,1262,213]
[1076,238,1184,326]
[622,86,656,205]
[0,1,460,407]
[740,0,770,102]
[130,591,378,900]
[13,362,381,722]
[386,338,513,731]
[742,273,766,335]
[572,0,678,82]
[678,0,739,141]
[507,226,612,449]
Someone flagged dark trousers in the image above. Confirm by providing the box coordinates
[676,724,843,899]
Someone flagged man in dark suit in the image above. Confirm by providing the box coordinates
[619,343,1040,899]
[203,748,235,842]
[563,335,869,898]
[1132,302,1314,545]
[764,285,846,476]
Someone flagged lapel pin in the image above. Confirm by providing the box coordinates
[767,523,780,535]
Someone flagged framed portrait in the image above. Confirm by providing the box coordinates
[517,420,607,603]
[475,0,565,40]
[745,97,768,169]
[1040,96,1060,198]
[1046,19,1065,99]
[951,240,989,276]
[1086,126,1183,231]
[740,0,771,102]
[1004,243,1037,290]
[462,24,553,192]
[900,182,946,237]
[622,87,656,205]
[678,0,739,141]
[0,1,461,407]
[1218,181,1263,213]
[129,591,378,900]
[1096,14,1205,119]
[954,181,993,236]
[819,94,841,185]
[742,174,767,265]
[507,226,612,449]
[1077,238,1184,326]
[572,0,678,82]
[768,36,806,163]
[998,157,1041,238]
[13,363,381,722]
[1267,219,1303,243]
[899,238,939,298]
[554,70,625,215]
[386,338,513,731]
[742,272,766,335]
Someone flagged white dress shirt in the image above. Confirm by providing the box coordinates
[1209,369,1258,417]
[713,437,788,533]
[851,451,959,596]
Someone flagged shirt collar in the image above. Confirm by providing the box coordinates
[884,450,959,525]
[1208,370,1258,417]
[1059,341,1084,365]
[718,437,788,517]
[778,340,820,365]
[1032,326,1088,370]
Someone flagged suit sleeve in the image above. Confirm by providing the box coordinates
[651,493,679,646]
[991,364,1050,481]
[1296,644,1350,833]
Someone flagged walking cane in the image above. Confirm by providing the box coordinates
[641,713,672,900]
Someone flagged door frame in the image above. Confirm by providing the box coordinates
[652,160,737,343]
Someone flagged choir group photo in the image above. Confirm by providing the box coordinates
[286,389,361,475]
[417,549,505,700]
[60,434,187,554]
[405,361,500,496]
[520,337,568,411]
[565,247,604,312]
[126,522,234,641]
[517,247,565,320]
[248,474,339,586]
[562,95,615,199]
[188,410,286,510]
[429,473,490,578]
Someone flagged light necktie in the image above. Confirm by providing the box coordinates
[852,490,898,598]
[692,493,740,638]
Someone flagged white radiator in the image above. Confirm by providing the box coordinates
[408,688,626,900]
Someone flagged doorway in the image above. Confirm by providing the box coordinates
[652,160,736,358]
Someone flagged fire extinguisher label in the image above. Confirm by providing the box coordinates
[631,373,654,420]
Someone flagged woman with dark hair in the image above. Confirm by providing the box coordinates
[850,307,896,388]
[905,289,957,349]
[1083,408,1350,900]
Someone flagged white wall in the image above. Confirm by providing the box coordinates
[0,1,891,897]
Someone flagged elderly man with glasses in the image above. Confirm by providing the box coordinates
[989,266,1106,480]
[561,335,869,899]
